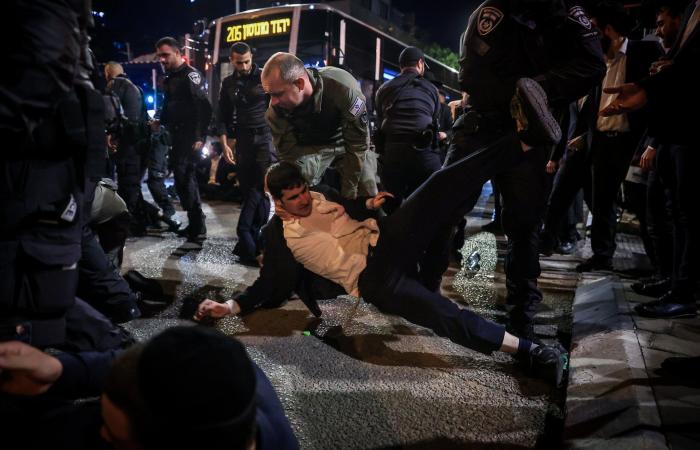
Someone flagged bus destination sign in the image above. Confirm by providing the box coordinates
[225,17,291,42]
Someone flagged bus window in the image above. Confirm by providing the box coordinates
[297,10,329,66]
[343,19,378,77]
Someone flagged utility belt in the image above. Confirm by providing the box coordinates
[231,125,270,137]
[384,129,434,150]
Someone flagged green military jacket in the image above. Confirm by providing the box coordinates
[266,66,370,198]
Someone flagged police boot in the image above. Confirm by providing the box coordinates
[510,78,562,147]
[161,214,182,232]
[523,343,569,387]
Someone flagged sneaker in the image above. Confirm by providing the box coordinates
[511,78,562,147]
[636,300,696,319]
[528,343,569,387]
[161,215,182,232]
[557,240,576,255]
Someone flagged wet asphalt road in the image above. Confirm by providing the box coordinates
[121,184,577,449]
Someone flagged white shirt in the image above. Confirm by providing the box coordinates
[597,38,631,133]
[282,192,379,297]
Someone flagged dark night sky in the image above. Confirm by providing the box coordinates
[90,0,482,61]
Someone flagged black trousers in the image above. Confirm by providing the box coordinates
[656,143,699,299]
[380,143,443,215]
[440,125,549,328]
[232,129,274,260]
[545,131,637,261]
[113,142,143,219]
[170,127,204,232]
[645,166,673,278]
[358,136,540,354]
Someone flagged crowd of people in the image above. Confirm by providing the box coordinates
[1,0,698,448]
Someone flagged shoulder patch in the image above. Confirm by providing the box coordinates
[477,6,504,36]
[348,97,365,118]
[188,71,202,85]
[568,6,592,30]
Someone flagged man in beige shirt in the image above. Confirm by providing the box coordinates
[197,162,569,386]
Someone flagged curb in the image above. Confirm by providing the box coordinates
[564,276,668,449]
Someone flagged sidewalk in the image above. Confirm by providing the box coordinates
[564,233,700,449]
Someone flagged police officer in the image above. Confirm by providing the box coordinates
[216,42,274,266]
[104,62,151,234]
[375,47,442,214]
[154,37,212,242]
[262,52,378,199]
[438,0,606,338]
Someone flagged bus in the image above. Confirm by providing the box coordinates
[201,3,460,114]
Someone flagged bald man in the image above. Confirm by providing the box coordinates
[262,53,377,199]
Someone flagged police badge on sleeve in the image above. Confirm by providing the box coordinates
[188,71,202,85]
[568,6,592,29]
[478,6,504,36]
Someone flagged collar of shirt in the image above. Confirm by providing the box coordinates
[607,37,628,64]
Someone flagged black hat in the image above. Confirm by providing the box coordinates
[399,46,430,68]
[138,326,257,439]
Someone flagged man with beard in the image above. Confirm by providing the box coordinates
[154,37,212,243]
[216,42,275,266]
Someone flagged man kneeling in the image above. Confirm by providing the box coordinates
[197,162,567,385]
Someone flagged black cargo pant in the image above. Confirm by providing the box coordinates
[439,117,549,330]
[358,135,546,354]
[170,126,205,233]
[232,128,274,260]
[145,128,175,218]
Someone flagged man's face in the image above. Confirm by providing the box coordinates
[656,10,681,49]
[262,70,305,110]
[231,51,253,75]
[279,184,312,217]
[157,44,182,72]
[100,394,141,450]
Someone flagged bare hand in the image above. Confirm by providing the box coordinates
[568,134,585,153]
[222,142,236,165]
[649,59,672,75]
[367,191,394,210]
[149,120,161,132]
[194,299,237,321]
[107,134,118,154]
[545,160,557,174]
[192,140,205,152]
[273,199,294,221]
[640,146,657,171]
[438,131,448,141]
[599,83,647,117]
[0,341,63,396]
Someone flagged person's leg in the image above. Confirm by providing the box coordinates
[498,146,549,336]
[77,225,140,323]
[171,134,205,237]
[589,133,637,262]
[667,144,699,300]
[377,144,409,214]
[541,147,589,253]
[379,129,519,269]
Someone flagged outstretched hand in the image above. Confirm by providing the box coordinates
[599,83,647,117]
[0,341,63,396]
[193,299,238,321]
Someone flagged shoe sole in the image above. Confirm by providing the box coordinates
[516,78,562,146]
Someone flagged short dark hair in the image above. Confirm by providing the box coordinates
[104,327,258,450]
[266,162,307,199]
[155,36,180,52]
[592,1,636,35]
[230,42,251,55]
[655,0,688,17]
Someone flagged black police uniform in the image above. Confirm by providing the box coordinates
[0,0,121,348]
[440,0,606,335]
[161,63,212,239]
[217,64,274,262]
[106,73,150,231]
[375,69,442,214]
